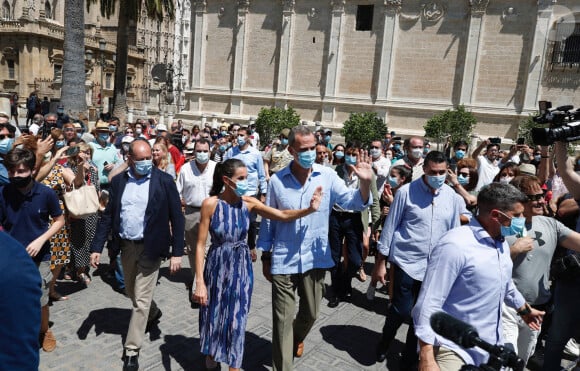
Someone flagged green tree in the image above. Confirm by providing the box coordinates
[254,106,300,149]
[60,0,86,118]
[87,0,174,122]
[340,112,388,148]
[517,113,537,146]
[424,105,477,149]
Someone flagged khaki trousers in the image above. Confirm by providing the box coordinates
[271,269,325,371]
[184,208,209,283]
[435,346,466,371]
[120,240,161,357]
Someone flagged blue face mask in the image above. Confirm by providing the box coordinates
[237,136,246,147]
[281,138,288,146]
[324,135,331,143]
[458,174,470,186]
[426,174,446,190]
[196,152,209,164]
[388,175,399,188]
[55,140,66,149]
[232,179,248,197]
[297,149,316,169]
[0,137,15,155]
[455,150,465,160]
[393,144,401,151]
[134,159,153,176]
[109,126,117,132]
[345,155,357,166]
[500,214,526,238]
[334,151,344,160]
[219,144,227,152]
[76,133,82,139]
[98,133,109,142]
[221,131,228,137]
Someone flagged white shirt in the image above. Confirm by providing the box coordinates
[176,160,216,207]
[372,155,391,193]
[476,156,500,191]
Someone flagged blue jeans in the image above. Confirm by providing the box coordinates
[543,275,580,371]
[380,264,422,370]
[115,254,125,290]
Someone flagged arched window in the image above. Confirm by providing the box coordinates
[45,0,52,19]
[2,0,10,20]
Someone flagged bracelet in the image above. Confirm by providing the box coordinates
[517,303,532,316]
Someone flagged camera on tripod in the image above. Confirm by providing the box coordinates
[531,101,580,146]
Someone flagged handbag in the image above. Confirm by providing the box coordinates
[63,177,99,219]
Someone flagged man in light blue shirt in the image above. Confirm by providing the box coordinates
[224,126,267,256]
[412,183,544,369]
[373,150,469,368]
[257,126,373,371]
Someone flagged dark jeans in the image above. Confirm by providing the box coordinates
[328,210,363,298]
[247,195,260,250]
[543,275,580,371]
[380,264,422,370]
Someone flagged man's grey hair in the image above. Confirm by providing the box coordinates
[288,126,313,147]
[44,113,58,120]
[477,183,528,214]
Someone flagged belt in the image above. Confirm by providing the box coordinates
[121,238,144,244]
[185,205,202,213]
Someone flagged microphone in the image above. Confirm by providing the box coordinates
[430,311,479,348]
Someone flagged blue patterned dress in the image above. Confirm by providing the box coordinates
[199,198,253,368]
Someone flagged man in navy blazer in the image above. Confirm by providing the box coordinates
[90,138,184,371]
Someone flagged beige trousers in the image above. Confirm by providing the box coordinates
[435,346,467,371]
[184,208,209,283]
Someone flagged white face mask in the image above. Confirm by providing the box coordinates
[499,176,513,184]
[410,148,423,159]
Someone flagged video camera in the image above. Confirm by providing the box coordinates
[531,101,580,146]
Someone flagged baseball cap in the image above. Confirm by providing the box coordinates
[156,124,168,132]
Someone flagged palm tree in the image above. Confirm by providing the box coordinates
[61,0,87,118]
[87,0,174,122]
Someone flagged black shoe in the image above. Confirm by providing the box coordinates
[375,340,388,363]
[123,355,139,371]
[327,296,340,308]
[145,309,162,333]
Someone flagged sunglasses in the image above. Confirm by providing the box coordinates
[458,172,470,177]
[64,128,75,132]
[527,193,544,202]
[0,134,14,140]
[371,146,382,150]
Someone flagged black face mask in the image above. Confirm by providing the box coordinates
[10,175,33,189]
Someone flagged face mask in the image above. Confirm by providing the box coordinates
[231,179,248,197]
[237,136,246,147]
[0,137,15,155]
[297,149,316,169]
[386,153,393,160]
[388,175,399,188]
[98,133,109,142]
[109,126,117,132]
[500,215,526,238]
[393,144,401,151]
[345,155,357,166]
[455,150,465,160]
[281,138,288,146]
[136,128,142,135]
[411,148,424,159]
[458,174,470,185]
[196,152,209,164]
[211,135,218,141]
[499,176,513,185]
[426,174,446,190]
[76,133,82,139]
[134,159,153,176]
[424,148,430,155]
[533,155,541,162]
[219,144,227,152]
[227,142,232,148]
[9,175,33,188]
[57,108,64,115]
[324,135,331,143]
[221,131,228,137]
[334,151,344,160]
[370,148,381,158]
[55,140,66,149]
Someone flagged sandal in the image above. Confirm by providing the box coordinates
[49,292,68,302]
[356,266,367,282]
[78,273,91,286]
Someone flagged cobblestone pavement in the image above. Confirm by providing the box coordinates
[40,255,412,371]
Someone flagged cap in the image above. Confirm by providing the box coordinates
[184,142,195,154]
[519,164,537,176]
[73,122,82,129]
[280,128,290,138]
[156,123,168,132]
[81,133,95,143]
[94,120,109,131]
[121,136,135,144]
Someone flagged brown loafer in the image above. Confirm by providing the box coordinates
[42,329,56,352]
[293,340,304,358]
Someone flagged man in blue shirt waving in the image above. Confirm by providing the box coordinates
[257,126,373,371]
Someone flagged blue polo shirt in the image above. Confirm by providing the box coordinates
[0,181,62,263]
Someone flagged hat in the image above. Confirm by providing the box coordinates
[184,142,195,154]
[324,129,332,135]
[95,120,109,131]
[121,136,134,144]
[519,164,537,176]
[73,122,82,129]
[280,128,290,138]
[156,123,168,132]
[81,133,95,143]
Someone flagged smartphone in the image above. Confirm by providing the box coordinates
[103,161,109,166]
[516,138,525,145]
[65,146,80,157]
[489,137,501,144]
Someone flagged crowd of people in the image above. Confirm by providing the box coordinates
[0,108,579,371]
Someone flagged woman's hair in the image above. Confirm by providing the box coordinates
[461,167,479,192]
[493,161,520,182]
[68,142,92,167]
[456,158,477,170]
[210,158,246,196]
[50,128,63,142]
[391,165,412,185]
[153,142,170,170]
[155,135,171,148]
[332,144,346,165]
[510,175,540,195]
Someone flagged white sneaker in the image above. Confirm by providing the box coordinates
[366,284,376,301]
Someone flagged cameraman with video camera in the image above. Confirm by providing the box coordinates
[543,141,580,370]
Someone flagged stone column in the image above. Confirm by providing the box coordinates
[231,0,250,115]
[276,0,295,97]
[322,0,346,123]
[523,0,554,111]
[128,107,134,123]
[460,0,489,106]
[190,0,207,112]
[376,0,402,102]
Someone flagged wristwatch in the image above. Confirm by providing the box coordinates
[517,303,532,316]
